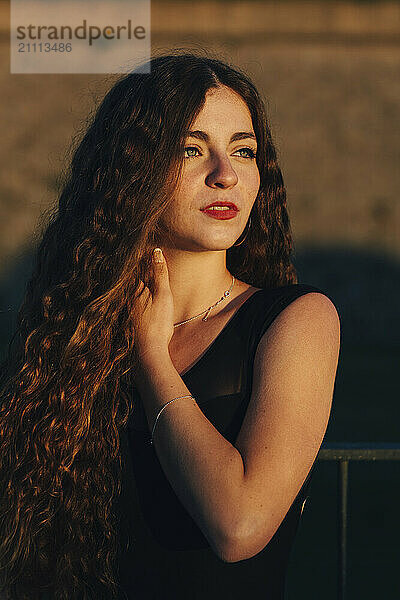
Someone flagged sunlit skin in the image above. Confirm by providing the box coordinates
[157,84,261,328]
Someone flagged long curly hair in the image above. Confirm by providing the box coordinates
[0,49,297,599]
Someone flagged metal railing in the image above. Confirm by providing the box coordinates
[317,442,400,600]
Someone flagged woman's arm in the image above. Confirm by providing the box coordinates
[134,291,340,562]
[133,352,246,562]
[233,291,340,559]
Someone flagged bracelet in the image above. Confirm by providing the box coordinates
[150,394,195,445]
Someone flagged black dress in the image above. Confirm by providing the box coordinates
[117,283,333,599]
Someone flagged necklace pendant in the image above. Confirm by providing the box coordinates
[175,275,234,327]
[202,307,212,321]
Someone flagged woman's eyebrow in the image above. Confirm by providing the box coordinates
[186,130,257,143]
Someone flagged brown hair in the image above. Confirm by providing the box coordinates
[0,49,297,599]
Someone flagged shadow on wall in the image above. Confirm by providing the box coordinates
[293,244,400,349]
[1,243,399,359]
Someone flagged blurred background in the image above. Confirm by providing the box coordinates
[1,0,399,598]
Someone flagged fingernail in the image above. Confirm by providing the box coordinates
[153,247,163,263]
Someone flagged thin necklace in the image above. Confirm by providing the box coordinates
[173,275,236,328]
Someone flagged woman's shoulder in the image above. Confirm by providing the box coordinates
[257,282,338,311]
[249,282,340,345]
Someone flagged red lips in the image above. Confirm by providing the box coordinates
[201,201,238,211]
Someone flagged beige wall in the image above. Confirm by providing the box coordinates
[0,1,399,265]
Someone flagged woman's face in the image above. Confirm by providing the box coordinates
[161,85,260,251]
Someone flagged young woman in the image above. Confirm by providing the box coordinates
[0,51,340,600]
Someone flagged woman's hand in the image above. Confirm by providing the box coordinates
[132,248,175,365]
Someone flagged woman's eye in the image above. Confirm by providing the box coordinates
[184,146,200,159]
[234,147,257,159]
[184,146,257,159]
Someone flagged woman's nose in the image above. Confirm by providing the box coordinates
[205,154,238,189]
